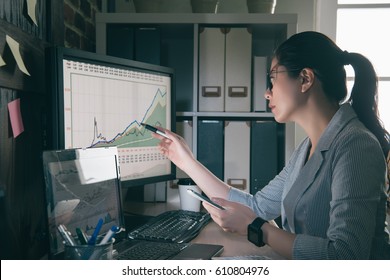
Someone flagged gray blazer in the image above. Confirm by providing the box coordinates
[229,104,389,259]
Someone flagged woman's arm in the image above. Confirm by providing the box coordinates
[203,197,296,259]
[153,129,231,199]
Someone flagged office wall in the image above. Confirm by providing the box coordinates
[0,0,64,260]
[64,0,102,51]
[0,0,102,260]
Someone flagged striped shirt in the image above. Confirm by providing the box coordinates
[229,104,389,259]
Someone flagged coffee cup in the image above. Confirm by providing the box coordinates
[177,178,201,212]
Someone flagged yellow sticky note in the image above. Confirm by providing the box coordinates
[5,35,31,76]
[0,54,5,67]
[27,0,38,26]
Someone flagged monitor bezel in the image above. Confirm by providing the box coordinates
[46,46,176,187]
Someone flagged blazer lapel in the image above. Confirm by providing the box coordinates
[283,150,324,232]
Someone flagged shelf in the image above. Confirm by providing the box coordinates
[177,111,274,118]
[96,13,297,25]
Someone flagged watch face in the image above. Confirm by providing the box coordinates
[248,228,259,245]
[247,218,266,247]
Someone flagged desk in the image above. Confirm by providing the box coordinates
[193,220,284,259]
[122,200,284,259]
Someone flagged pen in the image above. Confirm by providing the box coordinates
[141,123,170,139]
[76,227,88,245]
[99,225,120,245]
[88,218,103,245]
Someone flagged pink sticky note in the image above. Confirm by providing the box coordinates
[7,98,24,138]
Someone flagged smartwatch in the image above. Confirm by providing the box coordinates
[247,217,267,247]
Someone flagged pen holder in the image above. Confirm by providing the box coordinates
[64,238,114,260]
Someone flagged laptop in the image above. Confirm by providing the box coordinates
[42,146,223,260]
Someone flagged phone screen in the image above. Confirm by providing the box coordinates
[187,189,225,210]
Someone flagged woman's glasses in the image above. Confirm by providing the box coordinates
[266,69,301,91]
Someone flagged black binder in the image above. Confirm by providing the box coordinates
[197,120,224,180]
[106,24,134,60]
[250,121,279,194]
[135,26,161,64]
[161,36,194,112]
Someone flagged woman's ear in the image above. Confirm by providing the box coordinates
[300,68,315,92]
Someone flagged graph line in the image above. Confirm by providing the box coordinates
[89,88,166,148]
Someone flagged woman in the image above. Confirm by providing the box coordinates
[154,31,390,259]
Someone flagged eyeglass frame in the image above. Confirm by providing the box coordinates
[266,67,302,91]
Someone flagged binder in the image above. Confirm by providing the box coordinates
[144,182,167,202]
[161,38,194,111]
[224,121,250,192]
[225,28,252,112]
[175,120,193,178]
[250,121,278,194]
[253,56,268,112]
[135,26,161,64]
[106,24,134,60]
[197,120,224,180]
[198,28,225,112]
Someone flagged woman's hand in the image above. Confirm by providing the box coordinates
[152,128,196,173]
[202,197,257,235]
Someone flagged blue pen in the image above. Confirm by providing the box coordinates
[99,226,120,245]
[88,218,103,245]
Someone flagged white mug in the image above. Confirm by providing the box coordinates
[177,178,201,212]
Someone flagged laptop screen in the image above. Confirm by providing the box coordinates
[42,147,124,257]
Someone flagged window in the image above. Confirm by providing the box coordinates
[335,1,390,131]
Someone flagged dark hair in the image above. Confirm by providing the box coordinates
[274,31,389,156]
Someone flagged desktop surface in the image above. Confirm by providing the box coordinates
[122,199,285,259]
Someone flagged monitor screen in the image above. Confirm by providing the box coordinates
[46,47,176,187]
[42,147,124,258]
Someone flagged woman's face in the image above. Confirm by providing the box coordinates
[264,58,304,123]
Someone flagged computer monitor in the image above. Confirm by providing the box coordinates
[46,46,176,187]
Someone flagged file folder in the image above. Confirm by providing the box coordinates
[224,121,250,192]
[250,121,278,194]
[198,28,225,112]
[225,28,252,112]
[106,24,134,60]
[197,120,224,180]
[175,120,193,178]
[135,26,161,64]
[253,56,268,112]
[144,182,167,202]
[161,38,194,112]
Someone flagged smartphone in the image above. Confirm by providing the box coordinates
[187,189,225,210]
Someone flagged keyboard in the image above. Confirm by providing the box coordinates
[127,210,211,243]
[115,240,189,260]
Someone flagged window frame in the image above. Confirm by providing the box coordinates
[316,0,390,130]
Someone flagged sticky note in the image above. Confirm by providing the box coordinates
[6,35,31,76]
[0,55,5,67]
[8,98,25,138]
[27,0,38,26]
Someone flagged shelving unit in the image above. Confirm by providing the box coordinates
[95,12,297,193]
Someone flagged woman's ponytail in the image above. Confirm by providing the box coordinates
[348,53,389,156]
